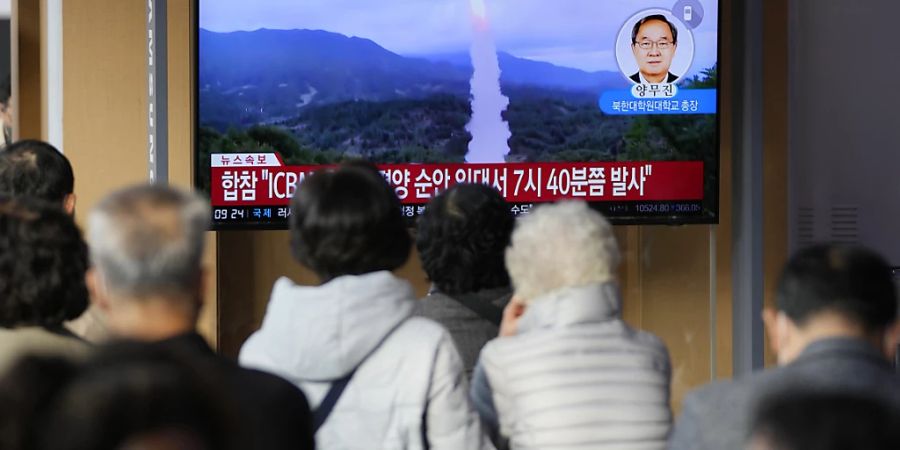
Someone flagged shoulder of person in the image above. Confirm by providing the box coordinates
[474,333,529,371]
[622,323,669,352]
[682,369,779,426]
[234,364,311,408]
[413,292,457,315]
[686,377,745,406]
[392,316,453,344]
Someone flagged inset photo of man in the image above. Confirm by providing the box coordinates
[630,15,679,84]
[616,10,694,85]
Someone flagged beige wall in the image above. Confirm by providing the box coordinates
[62,0,147,215]
[16,0,787,411]
[11,0,42,139]
[57,0,217,343]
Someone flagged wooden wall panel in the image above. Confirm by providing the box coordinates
[762,0,790,367]
[62,0,146,219]
[11,0,42,139]
[60,0,220,346]
[715,0,736,380]
[627,226,716,411]
[217,231,313,357]
[167,0,218,346]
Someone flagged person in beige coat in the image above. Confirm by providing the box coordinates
[0,197,90,375]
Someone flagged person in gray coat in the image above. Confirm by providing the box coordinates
[470,201,672,450]
[669,244,900,450]
[415,183,515,380]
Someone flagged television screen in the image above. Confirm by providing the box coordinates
[196,0,720,228]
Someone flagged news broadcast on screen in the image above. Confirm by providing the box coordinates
[196,0,719,228]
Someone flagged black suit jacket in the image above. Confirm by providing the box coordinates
[160,333,315,450]
[629,71,679,83]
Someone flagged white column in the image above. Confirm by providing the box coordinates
[44,0,63,150]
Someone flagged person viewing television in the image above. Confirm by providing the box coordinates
[669,244,900,450]
[630,14,680,84]
[86,184,314,450]
[470,201,672,449]
[0,342,241,450]
[239,162,493,449]
[0,139,76,214]
[0,139,112,343]
[0,197,90,376]
[415,183,515,380]
[746,391,900,450]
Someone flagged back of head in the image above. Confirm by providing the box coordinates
[88,185,210,301]
[0,140,74,205]
[1,342,236,450]
[0,354,78,450]
[416,183,513,295]
[749,391,900,450]
[505,201,620,302]
[290,162,410,281]
[777,244,898,333]
[0,196,88,328]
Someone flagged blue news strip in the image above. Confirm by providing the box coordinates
[599,89,717,115]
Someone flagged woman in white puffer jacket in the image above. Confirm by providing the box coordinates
[470,201,673,450]
[240,162,493,450]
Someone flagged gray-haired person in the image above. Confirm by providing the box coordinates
[470,201,672,449]
[87,184,314,450]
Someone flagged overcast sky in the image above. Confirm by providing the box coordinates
[200,0,718,73]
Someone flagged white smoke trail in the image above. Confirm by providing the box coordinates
[465,0,511,163]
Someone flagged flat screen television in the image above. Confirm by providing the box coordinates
[196,0,720,229]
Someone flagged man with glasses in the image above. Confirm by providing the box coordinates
[629,14,680,84]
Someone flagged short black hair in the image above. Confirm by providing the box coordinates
[631,14,678,45]
[0,196,89,328]
[776,244,898,332]
[0,139,75,205]
[416,183,513,295]
[751,391,900,450]
[0,354,78,450]
[290,161,411,281]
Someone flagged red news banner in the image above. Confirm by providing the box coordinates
[210,153,704,206]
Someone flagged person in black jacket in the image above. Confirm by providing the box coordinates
[86,184,314,450]
[0,342,240,450]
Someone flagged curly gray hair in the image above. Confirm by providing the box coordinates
[505,201,620,302]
